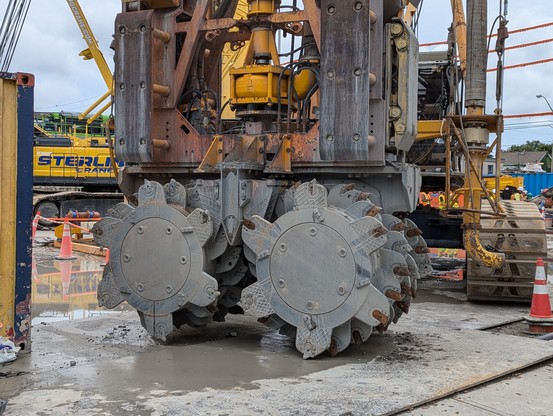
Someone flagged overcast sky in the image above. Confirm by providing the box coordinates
[5,0,553,149]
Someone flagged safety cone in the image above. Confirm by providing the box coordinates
[55,218,77,260]
[32,211,40,244]
[525,257,553,334]
[101,248,110,267]
[59,261,73,296]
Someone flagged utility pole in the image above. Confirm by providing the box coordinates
[536,94,553,172]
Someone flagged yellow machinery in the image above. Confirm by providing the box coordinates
[88,0,546,359]
[31,0,123,220]
[32,119,123,219]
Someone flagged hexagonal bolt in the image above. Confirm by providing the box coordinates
[279,243,287,252]
[277,279,286,288]
[338,248,347,258]
[166,227,173,235]
[206,287,220,298]
[303,315,316,330]
[309,227,318,237]
[123,254,131,263]
[136,226,144,234]
[306,301,314,310]
[337,286,346,296]
[136,283,145,292]
[390,23,403,36]
[180,256,187,265]
[165,285,173,294]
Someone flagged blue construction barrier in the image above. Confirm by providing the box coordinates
[511,173,553,197]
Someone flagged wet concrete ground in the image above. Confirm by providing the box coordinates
[1,230,553,415]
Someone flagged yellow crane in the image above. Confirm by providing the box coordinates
[65,0,114,124]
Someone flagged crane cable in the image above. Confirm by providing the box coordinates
[0,0,32,72]
[420,20,553,47]
[487,57,553,72]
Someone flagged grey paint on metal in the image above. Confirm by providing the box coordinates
[319,0,374,161]
[241,181,420,358]
[114,10,154,162]
[95,178,428,357]
[94,180,220,341]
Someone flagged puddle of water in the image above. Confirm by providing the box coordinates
[31,244,131,325]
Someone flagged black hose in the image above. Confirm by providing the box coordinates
[537,332,553,341]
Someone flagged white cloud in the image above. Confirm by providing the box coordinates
[8,0,118,113]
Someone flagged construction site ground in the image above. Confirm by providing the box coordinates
[1,230,553,416]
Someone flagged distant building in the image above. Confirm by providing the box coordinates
[500,151,549,173]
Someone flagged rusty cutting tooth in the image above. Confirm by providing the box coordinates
[243,219,256,230]
[344,183,355,191]
[394,266,411,277]
[366,207,382,217]
[357,192,370,201]
[415,246,430,254]
[372,310,389,327]
[352,330,363,345]
[373,226,387,237]
[396,301,410,314]
[400,283,411,296]
[392,223,408,232]
[376,323,389,334]
[328,339,339,357]
[406,228,423,238]
[385,290,403,302]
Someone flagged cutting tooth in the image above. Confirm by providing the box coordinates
[296,323,332,359]
[385,290,403,301]
[400,283,413,297]
[138,179,166,205]
[396,301,410,314]
[329,321,352,356]
[350,216,388,255]
[239,282,275,318]
[241,216,273,257]
[351,319,373,344]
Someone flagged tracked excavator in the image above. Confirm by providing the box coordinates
[92,0,546,358]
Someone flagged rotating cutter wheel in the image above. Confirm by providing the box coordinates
[93,180,219,341]
[240,181,424,358]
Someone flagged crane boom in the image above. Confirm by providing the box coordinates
[66,0,113,90]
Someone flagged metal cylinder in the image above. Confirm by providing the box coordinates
[465,0,487,111]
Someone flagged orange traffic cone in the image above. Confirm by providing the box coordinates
[529,258,552,319]
[525,258,553,334]
[32,211,40,244]
[59,260,73,296]
[101,248,110,267]
[55,218,77,260]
